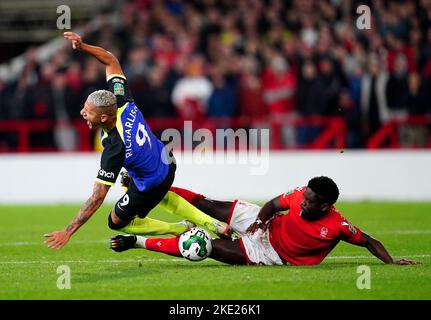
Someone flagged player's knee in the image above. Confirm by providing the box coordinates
[108,213,123,230]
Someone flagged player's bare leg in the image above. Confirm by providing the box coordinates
[193,198,233,222]
[170,187,233,222]
[210,239,248,265]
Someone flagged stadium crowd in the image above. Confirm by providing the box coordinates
[1,0,431,150]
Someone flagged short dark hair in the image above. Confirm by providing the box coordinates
[307,176,339,205]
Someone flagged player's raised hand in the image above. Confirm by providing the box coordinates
[44,230,72,250]
[64,31,82,50]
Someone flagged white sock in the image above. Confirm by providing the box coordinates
[134,236,147,249]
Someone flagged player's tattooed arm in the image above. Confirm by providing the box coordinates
[65,182,110,234]
[44,182,110,249]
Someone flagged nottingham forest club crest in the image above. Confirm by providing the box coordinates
[320,226,328,238]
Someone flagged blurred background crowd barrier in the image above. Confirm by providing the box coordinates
[1,0,431,153]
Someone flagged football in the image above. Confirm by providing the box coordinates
[178,227,213,261]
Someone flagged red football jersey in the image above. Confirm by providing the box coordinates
[269,187,362,265]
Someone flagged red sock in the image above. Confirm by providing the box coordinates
[145,237,181,257]
[169,186,205,206]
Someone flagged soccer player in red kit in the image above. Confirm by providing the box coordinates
[111,176,416,266]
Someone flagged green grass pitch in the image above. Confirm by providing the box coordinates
[0,202,430,300]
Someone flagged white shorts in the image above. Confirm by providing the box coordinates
[227,200,285,266]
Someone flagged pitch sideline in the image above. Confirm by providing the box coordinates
[0,254,429,265]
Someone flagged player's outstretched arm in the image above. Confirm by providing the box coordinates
[44,182,110,249]
[351,232,417,265]
[63,31,124,79]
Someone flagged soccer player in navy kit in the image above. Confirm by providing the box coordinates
[44,32,230,249]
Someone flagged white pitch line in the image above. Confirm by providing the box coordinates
[0,254,429,265]
[0,258,185,265]
[377,230,431,235]
[0,239,107,247]
[326,254,431,260]
[2,230,431,247]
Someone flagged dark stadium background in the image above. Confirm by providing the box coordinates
[1,0,430,153]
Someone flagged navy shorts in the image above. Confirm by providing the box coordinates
[114,162,176,222]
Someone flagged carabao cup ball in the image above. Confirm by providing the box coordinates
[178,227,213,261]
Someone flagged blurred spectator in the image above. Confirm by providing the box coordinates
[207,65,237,117]
[238,56,266,117]
[138,65,176,117]
[171,54,213,120]
[153,34,178,68]
[0,80,8,120]
[64,62,85,119]
[297,60,323,115]
[420,27,431,80]
[406,72,429,115]
[385,33,416,74]
[123,46,152,83]
[16,49,57,149]
[262,54,296,147]
[262,54,296,114]
[51,72,78,151]
[339,88,363,148]
[318,57,345,115]
[0,79,10,149]
[296,60,324,146]
[9,48,40,120]
[386,54,409,112]
[360,56,389,136]
[81,59,106,102]
[346,62,365,148]
[399,72,430,146]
